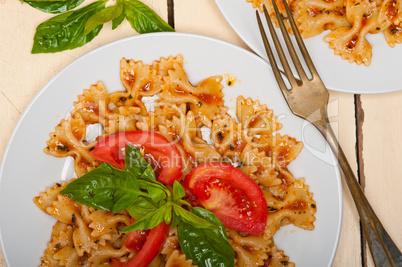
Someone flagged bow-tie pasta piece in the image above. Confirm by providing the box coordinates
[297,0,350,37]
[324,0,379,65]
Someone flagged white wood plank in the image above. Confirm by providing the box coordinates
[329,92,362,267]
[361,91,402,267]
[0,0,167,112]
[174,0,248,49]
[0,95,20,267]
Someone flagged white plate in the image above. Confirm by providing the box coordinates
[0,33,342,266]
[215,0,402,94]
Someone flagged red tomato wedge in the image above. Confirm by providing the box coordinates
[183,162,267,236]
[124,229,150,252]
[91,131,182,184]
[112,222,169,267]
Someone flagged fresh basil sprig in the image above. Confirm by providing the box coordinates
[31,0,174,53]
[60,144,234,266]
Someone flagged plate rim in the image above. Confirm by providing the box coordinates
[0,32,343,267]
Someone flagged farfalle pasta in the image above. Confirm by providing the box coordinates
[248,0,402,65]
[36,55,316,266]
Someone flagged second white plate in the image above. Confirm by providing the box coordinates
[215,0,402,93]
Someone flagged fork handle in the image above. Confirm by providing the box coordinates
[319,121,402,267]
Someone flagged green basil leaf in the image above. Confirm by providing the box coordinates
[139,180,166,203]
[84,1,124,35]
[178,207,234,267]
[123,202,172,233]
[112,12,125,29]
[60,163,142,213]
[126,196,158,220]
[32,0,106,53]
[24,0,84,14]
[173,204,215,229]
[140,164,156,180]
[173,181,185,201]
[171,211,181,228]
[125,144,150,177]
[125,144,165,202]
[123,0,174,34]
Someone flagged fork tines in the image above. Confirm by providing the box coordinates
[256,0,318,90]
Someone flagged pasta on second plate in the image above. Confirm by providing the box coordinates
[248,0,402,66]
[35,55,316,266]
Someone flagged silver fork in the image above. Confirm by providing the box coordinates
[256,2,402,266]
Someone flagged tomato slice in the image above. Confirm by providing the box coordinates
[183,162,267,236]
[124,229,150,252]
[112,222,169,267]
[91,131,182,184]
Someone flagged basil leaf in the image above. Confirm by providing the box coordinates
[112,12,125,29]
[32,1,106,53]
[126,196,158,220]
[123,0,174,34]
[178,207,234,267]
[140,164,155,180]
[123,202,172,233]
[125,144,165,202]
[173,204,215,229]
[171,211,180,228]
[84,1,124,35]
[24,0,84,14]
[125,144,150,177]
[173,181,185,201]
[60,163,142,213]
[139,180,166,203]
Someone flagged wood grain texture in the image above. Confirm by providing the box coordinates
[327,92,362,267]
[360,91,402,267]
[174,0,247,49]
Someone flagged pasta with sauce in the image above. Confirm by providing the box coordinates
[248,0,402,65]
[35,55,316,266]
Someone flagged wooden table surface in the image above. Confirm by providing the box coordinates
[1,0,402,266]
